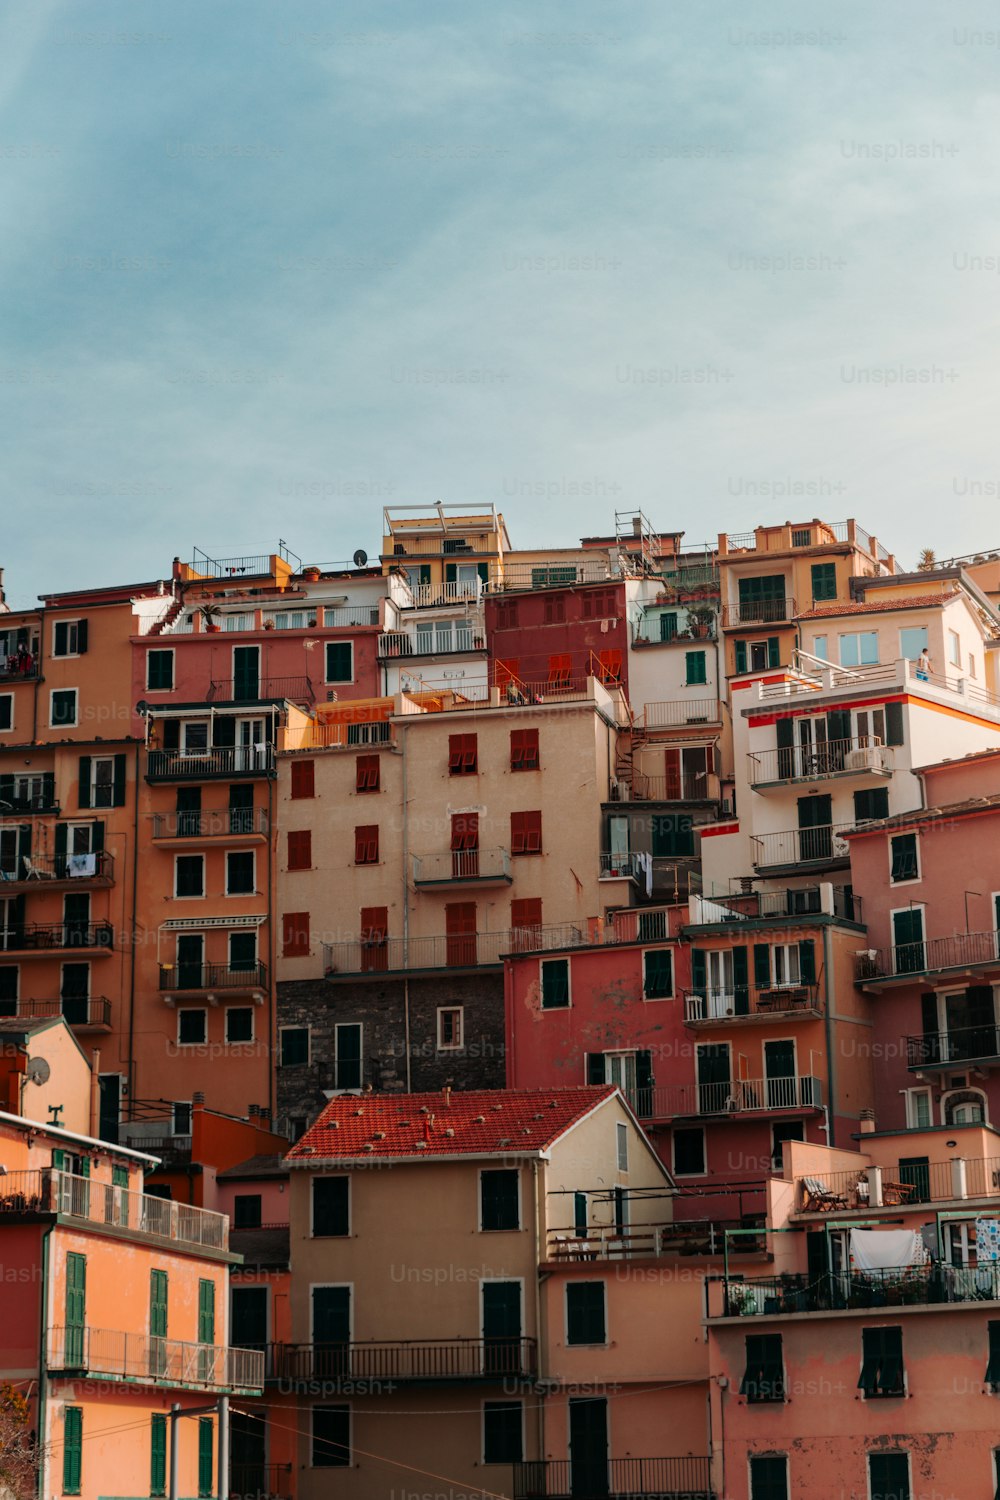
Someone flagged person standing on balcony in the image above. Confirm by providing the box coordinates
[917,646,932,681]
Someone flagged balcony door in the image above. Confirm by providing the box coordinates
[797,794,832,862]
[98,1075,121,1144]
[233,647,260,702]
[63,893,90,947]
[0,895,25,951]
[65,1251,87,1367]
[446,902,477,967]
[230,1411,267,1500]
[737,574,785,623]
[944,986,996,1061]
[451,813,479,879]
[892,908,925,974]
[229,931,257,975]
[177,933,204,989]
[569,1396,609,1498]
[236,717,267,771]
[481,1280,522,1375]
[231,1287,268,1352]
[765,1039,797,1109]
[696,1043,730,1115]
[312,1286,350,1378]
[60,963,90,1026]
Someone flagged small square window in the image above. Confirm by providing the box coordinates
[226,851,255,894]
[226,1008,253,1044]
[280,1026,309,1067]
[233,1194,262,1229]
[178,1010,207,1046]
[51,689,78,727]
[175,855,205,898]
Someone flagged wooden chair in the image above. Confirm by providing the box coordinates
[801,1176,849,1212]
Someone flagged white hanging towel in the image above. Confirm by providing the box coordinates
[850,1228,924,1270]
[68,853,97,878]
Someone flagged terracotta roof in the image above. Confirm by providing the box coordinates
[918,746,1000,774]
[230,1226,290,1269]
[797,592,959,620]
[843,792,1000,836]
[286,1086,619,1164]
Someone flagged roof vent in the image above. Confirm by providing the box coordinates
[472,1114,486,1124]
[499,1138,511,1147]
[491,1104,503,1112]
[444,1127,455,1137]
[353,1108,364,1116]
[373,1131,386,1140]
[361,1142,374,1152]
[415,1140,427,1150]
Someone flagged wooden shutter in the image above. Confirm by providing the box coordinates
[282,912,310,956]
[663,748,681,800]
[291,760,315,798]
[78,757,92,810]
[586,1053,605,1085]
[150,1415,167,1497]
[112,755,127,807]
[753,943,771,987]
[198,1420,213,1498]
[356,755,379,792]
[799,940,817,986]
[511,811,541,854]
[735,640,748,674]
[287,829,311,869]
[76,620,88,654]
[885,701,905,746]
[354,826,378,864]
[511,897,542,951]
[63,1408,83,1495]
[767,637,780,668]
[732,945,749,1014]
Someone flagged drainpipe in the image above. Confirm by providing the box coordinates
[267,770,276,1124]
[216,1395,229,1500]
[127,741,141,1122]
[37,1221,54,1500]
[89,1049,101,1138]
[532,1158,545,1464]
[822,922,837,1149]
[401,720,411,1091]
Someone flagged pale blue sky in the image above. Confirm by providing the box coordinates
[3,0,1000,603]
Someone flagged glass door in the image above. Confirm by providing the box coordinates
[764,1039,797,1109]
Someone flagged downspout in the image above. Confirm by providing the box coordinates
[268,767,276,1123]
[37,1220,54,1500]
[401,720,411,1091]
[532,1157,545,1464]
[127,741,141,1121]
[822,922,837,1149]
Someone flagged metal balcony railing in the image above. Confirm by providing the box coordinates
[486,561,615,593]
[146,746,276,779]
[0,1169,228,1250]
[269,1337,537,1382]
[714,1263,1000,1319]
[409,580,483,608]
[0,922,113,953]
[722,597,795,627]
[378,629,482,658]
[152,808,269,838]
[906,1024,1000,1070]
[308,719,394,749]
[13,996,112,1029]
[159,961,268,992]
[751,823,855,870]
[682,983,820,1022]
[208,676,313,703]
[323,606,381,628]
[323,922,589,975]
[693,885,860,924]
[513,1456,713,1500]
[0,794,59,816]
[599,852,643,880]
[0,851,114,885]
[546,1219,758,1261]
[749,737,893,787]
[0,663,41,682]
[625,1075,823,1121]
[613,771,717,802]
[49,1326,263,1391]
[855,930,1000,982]
[412,848,512,884]
[632,615,718,647]
[640,698,721,728]
[796,1157,1000,1213]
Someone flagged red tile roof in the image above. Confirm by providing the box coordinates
[797,592,959,620]
[286,1086,619,1163]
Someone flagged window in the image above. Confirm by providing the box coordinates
[496,600,518,629]
[510,728,539,771]
[511,897,542,951]
[548,653,572,687]
[544,594,566,624]
[511,810,542,854]
[0,695,12,732]
[741,1333,785,1402]
[792,528,812,547]
[986,1322,1000,1390]
[948,629,961,666]
[63,1407,83,1495]
[583,587,617,619]
[891,907,924,973]
[685,650,707,685]
[900,626,928,661]
[749,1455,787,1500]
[335,1022,362,1090]
[481,1169,520,1231]
[566,1282,606,1345]
[226,851,255,894]
[197,1419,213,1498]
[672,1128,705,1176]
[150,1414,167,1498]
[175,855,204,898]
[354,825,379,864]
[651,813,695,858]
[356,754,380,792]
[54,620,87,657]
[51,689,78,726]
[234,1194,262,1229]
[771,1122,804,1170]
[868,1453,910,1500]
[287,829,312,870]
[290,760,315,798]
[891,832,918,883]
[226,1008,253,1044]
[312,1177,349,1237]
[616,1122,628,1171]
[858,1326,904,1397]
[541,957,569,1009]
[596,649,623,684]
[839,631,879,667]
[325,642,353,682]
[448,733,478,774]
[854,787,889,822]
[483,1401,523,1464]
[178,1010,207,1046]
[173,1102,192,1135]
[85,756,117,809]
[282,912,310,957]
[813,634,828,660]
[854,707,886,745]
[437,1006,463,1050]
[312,1406,350,1468]
[659,611,678,642]
[280,1026,309,1067]
[643,948,673,999]
[147,651,174,690]
[905,1088,932,1129]
[811,562,837,601]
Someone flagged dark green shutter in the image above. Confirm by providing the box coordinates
[775,717,795,777]
[767,637,780,668]
[586,1053,605,1085]
[112,754,126,807]
[799,941,816,985]
[17,824,31,876]
[198,1419,213,1498]
[162,719,180,750]
[0,774,13,805]
[63,1408,83,1494]
[213,716,236,748]
[691,948,706,995]
[811,563,836,601]
[445,563,457,583]
[76,620,88,654]
[477,563,489,584]
[151,1414,167,1497]
[65,1252,87,1367]
[90,821,104,853]
[78,756,92,810]
[198,1279,215,1344]
[885,702,905,746]
[754,943,771,987]
[734,640,747,674]
[52,1148,66,1170]
[150,1269,168,1338]
[55,824,68,858]
[826,709,851,744]
[986,1323,1000,1386]
[419,565,431,585]
[566,1282,606,1345]
[732,946,749,1014]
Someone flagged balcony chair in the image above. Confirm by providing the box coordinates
[801,1176,849,1212]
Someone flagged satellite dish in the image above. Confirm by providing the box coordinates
[353,549,368,568]
[27,1057,51,1087]
[136,701,148,717]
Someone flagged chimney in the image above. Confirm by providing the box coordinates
[89,1048,101,1138]
[442,1085,452,1110]
[859,1108,876,1135]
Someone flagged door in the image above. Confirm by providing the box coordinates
[696,1044,730,1114]
[61,964,89,1026]
[451,813,479,879]
[797,794,832,863]
[236,718,267,770]
[176,786,202,836]
[738,574,785,623]
[706,950,735,1018]
[481,1281,522,1375]
[312,1286,351,1378]
[765,1039,796,1109]
[945,986,996,1061]
[231,1287,268,1351]
[446,903,477,967]
[569,1396,609,1499]
[63,892,90,947]
[892,908,925,974]
[149,1269,168,1376]
[229,784,253,835]
[65,1251,86,1367]
[233,647,260,702]
[898,1156,931,1203]
[177,933,204,989]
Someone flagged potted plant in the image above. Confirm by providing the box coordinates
[303,565,322,582]
[686,605,715,639]
[198,603,222,633]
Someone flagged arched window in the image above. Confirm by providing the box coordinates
[943,1088,987,1126]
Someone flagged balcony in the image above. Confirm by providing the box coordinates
[907,1023,1000,1071]
[0,795,59,817]
[639,698,722,730]
[0,1168,229,1250]
[230,1466,293,1500]
[410,580,483,608]
[378,628,483,659]
[412,847,512,887]
[8,996,112,1030]
[513,1456,713,1500]
[207,676,313,704]
[682,983,820,1025]
[266,1337,537,1384]
[545,1219,761,1262]
[487,561,613,593]
[152,809,269,841]
[0,663,41,683]
[795,1156,1000,1213]
[713,1262,1000,1319]
[0,851,114,892]
[159,961,268,995]
[722,597,795,628]
[855,930,1000,985]
[749,736,893,790]
[146,746,276,781]
[632,613,717,648]
[690,885,860,925]
[323,922,589,976]
[0,922,114,955]
[611,770,719,802]
[48,1326,263,1393]
[626,1075,823,1122]
[751,822,853,873]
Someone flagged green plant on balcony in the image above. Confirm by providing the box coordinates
[198,603,222,634]
[686,605,715,638]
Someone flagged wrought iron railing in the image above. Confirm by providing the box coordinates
[751,823,855,870]
[749,737,893,787]
[625,1076,823,1121]
[268,1337,536,1382]
[153,808,269,838]
[715,1263,1000,1319]
[513,1455,713,1500]
[0,922,113,952]
[682,983,820,1022]
[906,1023,1000,1069]
[0,851,114,883]
[640,698,721,728]
[323,923,589,975]
[159,961,268,992]
[0,793,59,816]
[855,930,999,982]
[208,676,313,702]
[146,746,276,778]
[722,597,795,627]
[12,996,112,1028]
[796,1157,1000,1212]
[49,1325,263,1390]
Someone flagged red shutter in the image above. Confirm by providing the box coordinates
[287,830,311,870]
[511,897,542,952]
[282,912,310,956]
[360,906,388,972]
[354,825,379,864]
[548,654,571,687]
[511,810,542,855]
[356,755,380,793]
[664,747,682,801]
[597,649,623,684]
[448,734,478,774]
[445,903,477,966]
[510,728,539,771]
[290,760,315,799]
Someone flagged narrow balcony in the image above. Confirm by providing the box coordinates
[9,996,112,1030]
[906,1024,1000,1071]
[487,560,613,592]
[0,922,114,955]
[712,1262,1000,1319]
[795,1156,1000,1214]
[207,675,313,704]
[159,960,268,995]
[625,1075,823,1123]
[0,851,114,893]
[722,597,795,628]
[323,922,589,977]
[610,770,719,802]
[639,698,722,730]
[682,983,821,1025]
[545,1219,762,1262]
[48,1326,263,1394]
[146,746,276,781]
[513,1456,713,1500]
[0,1168,229,1251]
[267,1337,537,1384]
[411,848,512,887]
[151,809,269,842]
[855,930,1000,986]
[378,628,483,658]
[599,852,643,881]
[0,663,41,683]
[632,612,717,648]
[410,580,483,608]
[0,794,59,817]
[751,822,853,873]
[749,736,893,790]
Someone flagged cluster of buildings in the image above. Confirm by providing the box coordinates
[2,509,1000,1499]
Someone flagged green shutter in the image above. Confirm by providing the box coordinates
[885,702,905,746]
[197,1418,213,1498]
[55,824,68,856]
[445,563,457,583]
[78,756,92,810]
[753,943,771,987]
[691,948,707,995]
[419,565,431,585]
[811,563,837,601]
[685,651,707,685]
[76,620,88,654]
[79,1156,90,1178]
[65,1252,87,1367]
[732,946,749,1014]
[52,1148,66,1170]
[212,716,236,748]
[90,820,105,853]
[112,754,127,807]
[734,640,747,674]
[63,1407,83,1495]
[198,1279,215,1344]
[149,1269,168,1339]
[799,941,816,986]
[567,1282,606,1345]
[767,637,781,668]
[826,709,852,744]
[151,1414,167,1498]
[477,563,489,584]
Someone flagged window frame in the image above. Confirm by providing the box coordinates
[616,1122,628,1172]
[177,1009,207,1047]
[290,759,315,799]
[279,1025,310,1068]
[282,911,310,957]
[174,853,206,899]
[748,1454,788,1500]
[311,1176,350,1238]
[0,694,12,734]
[858,1325,905,1399]
[511,809,542,855]
[740,1332,786,1403]
[565,1280,607,1347]
[479,1167,521,1232]
[146,649,175,692]
[481,1400,524,1466]
[310,1404,351,1469]
[510,728,539,772]
[642,947,674,1000]
[838,630,879,668]
[889,831,920,885]
[448,733,478,775]
[904,1087,933,1129]
[225,1006,254,1045]
[53,619,85,658]
[324,641,354,684]
[867,1451,910,1500]
[287,828,312,870]
[437,1005,464,1051]
[355,754,380,793]
[334,1021,363,1091]
[685,649,708,686]
[50,688,78,727]
[353,825,379,865]
[540,956,570,1010]
[225,849,256,896]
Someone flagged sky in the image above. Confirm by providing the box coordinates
[3,0,1000,605]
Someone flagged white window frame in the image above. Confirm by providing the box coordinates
[948,629,961,666]
[49,688,78,727]
[853,707,886,745]
[146,649,175,692]
[563,1278,607,1347]
[671,1126,706,1178]
[279,1024,310,1068]
[904,1087,933,1129]
[616,1122,628,1172]
[748,639,771,671]
[771,943,802,987]
[325,640,355,685]
[89,756,115,810]
[812,635,828,661]
[889,830,921,887]
[52,619,83,658]
[890,904,925,973]
[225,1006,255,1046]
[436,1005,464,1050]
[942,1087,988,1126]
[642,946,673,1001]
[176,1010,207,1047]
[225,849,256,897]
[0,693,13,734]
[596,1051,637,1095]
[60,961,91,1001]
[309,1175,351,1238]
[173,852,205,899]
[480,1399,525,1467]
[478,1166,522,1233]
[838,630,879,668]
